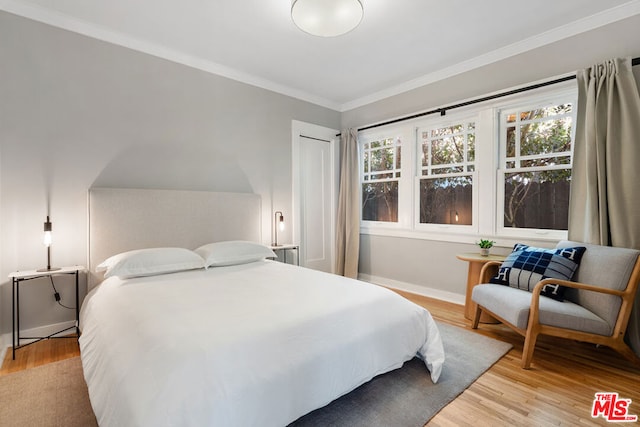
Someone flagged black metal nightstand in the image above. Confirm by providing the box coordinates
[268,244,300,265]
[9,266,85,360]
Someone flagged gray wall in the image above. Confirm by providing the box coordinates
[0,12,340,335]
[344,13,640,297]
[2,9,639,338]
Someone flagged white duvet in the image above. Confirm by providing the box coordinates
[80,260,444,427]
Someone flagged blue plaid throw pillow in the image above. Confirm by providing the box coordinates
[489,244,586,301]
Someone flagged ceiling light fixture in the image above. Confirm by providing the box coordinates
[291,0,363,37]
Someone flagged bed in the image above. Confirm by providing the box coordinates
[80,188,445,427]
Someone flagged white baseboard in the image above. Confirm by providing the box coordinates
[1,320,77,358]
[358,273,465,306]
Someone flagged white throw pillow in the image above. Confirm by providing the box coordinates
[195,241,276,267]
[97,247,205,279]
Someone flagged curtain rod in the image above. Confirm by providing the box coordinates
[340,56,640,135]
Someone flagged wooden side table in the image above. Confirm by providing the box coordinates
[456,253,505,323]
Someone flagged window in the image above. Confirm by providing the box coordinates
[418,119,476,228]
[498,100,575,236]
[361,136,401,223]
[358,83,578,244]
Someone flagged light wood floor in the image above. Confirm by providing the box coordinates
[2,290,639,426]
[0,334,80,375]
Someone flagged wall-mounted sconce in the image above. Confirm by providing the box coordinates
[37,215,60,272]
[273,211,285,247]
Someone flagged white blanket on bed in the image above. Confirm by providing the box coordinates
[80,261,444,427]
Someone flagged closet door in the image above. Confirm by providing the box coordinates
[292,121,339,273]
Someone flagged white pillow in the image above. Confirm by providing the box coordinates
[195,241,276,267]
[96,247,205,279]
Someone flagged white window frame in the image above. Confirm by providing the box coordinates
[359,125,414,230]
[414,114,479,235]
[496,91,577,241]
[357,80,578,246]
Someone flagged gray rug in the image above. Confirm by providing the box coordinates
[290,322,512,427]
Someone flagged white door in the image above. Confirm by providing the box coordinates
[292,121,339,273]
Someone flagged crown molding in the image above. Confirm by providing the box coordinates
[2,0,639,113]
[0,0,342,111]
[339,0,640,111]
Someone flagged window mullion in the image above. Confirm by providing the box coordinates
[515,114,521,169]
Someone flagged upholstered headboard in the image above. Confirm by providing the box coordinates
[88,188,262,287]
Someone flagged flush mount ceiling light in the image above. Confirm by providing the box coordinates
[291,0,363,37]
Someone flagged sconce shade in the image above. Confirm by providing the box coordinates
[291,0,363,37]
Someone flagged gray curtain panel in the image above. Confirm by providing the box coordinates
[568,57,640,356]
[335,129,360,278]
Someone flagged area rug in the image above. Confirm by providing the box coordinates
[0,357,97,427]
[0,322,511,427]
[290,322,512,426]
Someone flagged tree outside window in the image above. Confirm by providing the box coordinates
[418,121,475,226]
[361,137,401,222]
[357,88,577,241]
[502,103,573,230]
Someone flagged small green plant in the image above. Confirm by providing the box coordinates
[477,239,495,249]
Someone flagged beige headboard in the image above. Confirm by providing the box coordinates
[88,188,262,286]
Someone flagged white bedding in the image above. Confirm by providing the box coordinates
[80,260,444,427]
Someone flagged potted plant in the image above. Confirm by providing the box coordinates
[477,239,495,256]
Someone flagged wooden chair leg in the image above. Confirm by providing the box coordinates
[471,304,482,329]
[611,340,640,365]
[522,327,539,369]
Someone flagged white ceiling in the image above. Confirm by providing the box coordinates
[2,0,640,111]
